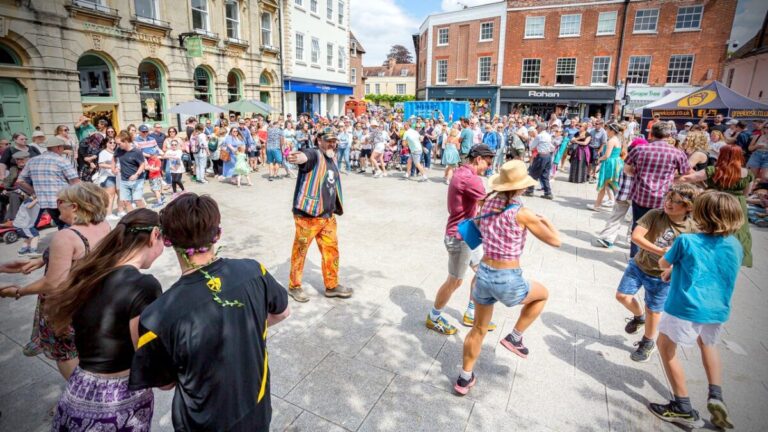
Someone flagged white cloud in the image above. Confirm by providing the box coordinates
[440,0,499,12]
[350,0,421,66]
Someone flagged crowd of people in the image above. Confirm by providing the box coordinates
[0,104,765,430]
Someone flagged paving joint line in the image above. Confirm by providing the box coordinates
[354,373,396,431]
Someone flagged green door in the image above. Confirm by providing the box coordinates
[0,78,31,140]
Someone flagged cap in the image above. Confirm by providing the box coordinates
[319,127,338,141]
[370,120,379,127]
[42,137,67,148]
[12,150,30,160]
[468,144,496,158]
[138,124,149,132]
[726,119,738,125]
[32,131,45,138]
[684,121,693,126]
[143,146,159,156]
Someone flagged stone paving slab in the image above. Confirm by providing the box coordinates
[1,167,767,431]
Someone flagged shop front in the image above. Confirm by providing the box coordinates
[623,86,698,116]
[284,78,353,117]
[426,86,498,117]
[500,87,616,120]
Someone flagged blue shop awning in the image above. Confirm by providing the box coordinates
[284,79,353,95]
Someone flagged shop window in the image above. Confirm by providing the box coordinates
[521,58,540,85]
[436,59,448,84]
[396,84,406,95]
[633,9,658,33]
[193,66,213,102]
[596,11,617,35]
[227,70,242,103]
[225,1,240,39]
[480,22,493,41]
[138,61,165,122]
[524,16,545,38]
[666,55,694,84]
[311,38,320,64]
[438,28,449,46]
[191,0,209,31]
[478,56,492,83]
[627,56,652,84]
[556,58,576,85]
[261,12,273,46]
[135,0,158,20]
[295,33,304,61]
[77,54,113,97]
[559,14,581,37]
[675,5,703,31]
[591,57,611,85]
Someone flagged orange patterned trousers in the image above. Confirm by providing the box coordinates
[289,216,339,289]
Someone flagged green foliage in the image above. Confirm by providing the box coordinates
[362,94,415,105]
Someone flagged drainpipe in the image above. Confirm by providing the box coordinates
[277,0,286,115]
[613,0,631,116]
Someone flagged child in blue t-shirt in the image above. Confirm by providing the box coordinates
[649,191,744,430]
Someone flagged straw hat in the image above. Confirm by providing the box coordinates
[489,160,537,192]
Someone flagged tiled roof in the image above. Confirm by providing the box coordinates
[349,31,366,54]
[363,63,415,77]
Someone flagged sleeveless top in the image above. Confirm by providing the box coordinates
[43,227,91,273]
[477,197,527,261]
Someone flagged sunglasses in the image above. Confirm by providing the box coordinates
[56,199,72,207]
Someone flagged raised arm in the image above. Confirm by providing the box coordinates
[517,207,561,248]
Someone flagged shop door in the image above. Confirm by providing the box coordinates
[0,78,31,140]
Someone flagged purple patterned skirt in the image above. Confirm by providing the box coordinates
[52,367,154,432]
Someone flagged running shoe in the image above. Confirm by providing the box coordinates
[586,203,603,212]
[630,339,656,362]
[500,334,529,358]
[707,398,734,429]
[324,285,353,298]
[648,401,705,428]
[592,238,613,249]
[425,315,457,335]
[17,246,30,255]
[461,313,496,331]
[419,176,429,182]
[288,287,310,303]
[542,194,554,200]
[454,373,476,396]
[603,200,615,208]
[624,316,646,334]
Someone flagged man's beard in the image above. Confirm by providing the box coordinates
[324,148,336,158]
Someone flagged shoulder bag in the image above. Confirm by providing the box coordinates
[457,203,520,250]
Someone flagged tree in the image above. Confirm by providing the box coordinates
[383,45,413,65]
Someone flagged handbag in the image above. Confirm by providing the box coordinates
[457,203,520,250]
[219,147,231,162]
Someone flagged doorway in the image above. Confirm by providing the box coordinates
[0,78,31,140]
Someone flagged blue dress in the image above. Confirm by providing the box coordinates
[222,136,244,178]
[442,138,460,166]
[597,145,623,191]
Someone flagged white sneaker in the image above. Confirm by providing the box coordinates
[373,172,382,178]
[419,176,429,182]
[603,200,615,207]
[586,204,602,212]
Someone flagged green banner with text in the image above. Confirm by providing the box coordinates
[186,36,203,58]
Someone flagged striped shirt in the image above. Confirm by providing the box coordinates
[477,197,527,261]
[19,151,78,209]
[626,140,689,209]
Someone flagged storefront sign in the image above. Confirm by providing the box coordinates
[284,79,353,95]
[501,88,615,102]
[651,109,693,118]
[528,91,560,98]
[185,36,203,58]
[677,90,717,108]
[730,109,768,118]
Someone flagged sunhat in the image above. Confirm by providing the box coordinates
[41,137,68,148]
[489,160,537,192]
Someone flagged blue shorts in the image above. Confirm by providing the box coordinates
[266,148,283,164]
[119,179,145,202]
[616,259,670,312]
[473,263,531,307]
[747,151,768,170]
[100,176,116,188]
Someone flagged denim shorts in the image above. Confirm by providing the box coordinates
[747,151,768,170]
[616,259,670,312]
[473,263,530,307]
[266,148,283,164]
[119,179,145,202]
[100,176,116,188]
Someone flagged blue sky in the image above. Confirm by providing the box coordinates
[351,0,767,65]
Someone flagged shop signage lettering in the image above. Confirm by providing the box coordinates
[652,109,693,118]
[528,91,560,98]
[185,36,203,58]
[730,109,768,118]
[627,88,665,100]
[82,22,163,45]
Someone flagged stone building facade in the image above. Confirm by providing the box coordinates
[0,0,282,139]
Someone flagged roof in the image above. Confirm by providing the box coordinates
[349,32,366,54]
[730,11,768,61]
[363,62,415,78]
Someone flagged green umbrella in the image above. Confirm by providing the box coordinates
[223,99,272,116]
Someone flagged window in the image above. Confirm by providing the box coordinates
[627,55,652,84]
[135,0,158,20]
[438,28,449,46]
[191,0,208,31]
[77,54,113,97]
[726,68,735,88]
[225,1,239,39]
[480,22,493,41]
[138,60,165,122]
[311,38,320,63]
[633,9,659,33]
[559,14,581,37]
[478,56,492,83]
[338,46,344,69]
[667,54,694,84]
[675,5,703,30]
[596,11,617,35]
[261,13,272,46]
[396,84,406,95]
[521,58,540,85]
[193,66,212,102]
[338,0,344,25]
[351,67,356,84]
[591,57,611,84]
[259,72,271,105]
[555,58,576,85]
[295,0,302,6]
[400,68,408,77]
[375,83,380,94]
[310,0,317,13]
[295,33,304,61]
[377,71,385,77]
[326,0,333,20]
[365,83,370,94]
[227,70,241,103]
[436,59,448,84]
[351,41,357,56]
[327,43,333,67]
[525,16,545,38]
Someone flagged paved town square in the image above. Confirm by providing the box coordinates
[1,168,766,431]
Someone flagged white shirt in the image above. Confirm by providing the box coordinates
[531,130,554,154]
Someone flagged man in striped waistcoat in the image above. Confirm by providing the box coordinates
[285,127,352,302]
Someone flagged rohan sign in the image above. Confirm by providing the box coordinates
[529,91,560,98]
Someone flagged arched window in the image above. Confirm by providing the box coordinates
[138,60,166,122]
[227,70,242,103]
[193,66,213,103]
[77,54,113,97]
[261,12,272,47]
[0,43,20,65]
[259,71,271,104]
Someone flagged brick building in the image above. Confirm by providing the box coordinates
[415,0,737,118]
[349,31,366,99]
